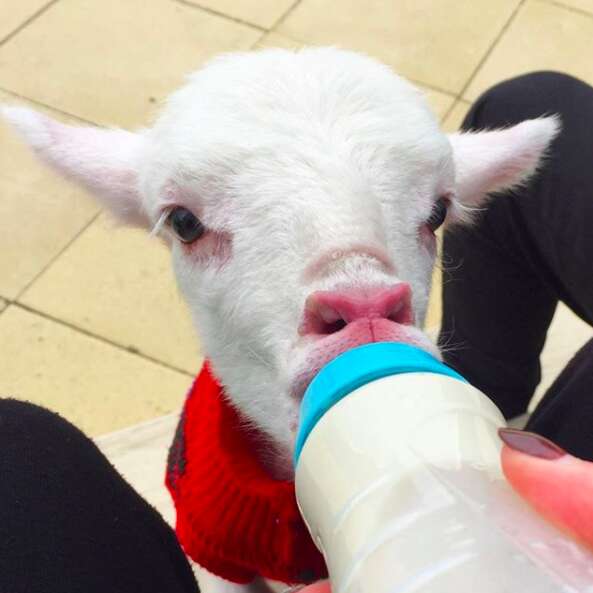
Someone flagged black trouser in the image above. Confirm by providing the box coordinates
[0,399,199,593]
[440,71,593,461]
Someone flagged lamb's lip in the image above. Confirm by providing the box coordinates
[290,319,436,401]
[290,374,315,402]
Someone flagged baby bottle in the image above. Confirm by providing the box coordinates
[294,342,593,593]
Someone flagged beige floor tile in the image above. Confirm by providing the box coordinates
[97,412,179,523]
[0,0,50,42]
[0,91,100,300]
[532,302,593,408]
[0,0,261,127]
[277,0,520,94]
[256,31,303,50]
[0,298,7,313]
[424,264,442,332]
[442,100,471,133]
[424,230,445,332]
[183,0,294,29]
[551,0,593,15]
[0,305,193,436]
[465,1,593,101]
[20,213,203,374]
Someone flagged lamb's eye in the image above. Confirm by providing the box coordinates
[167,207,205,243]
[426,197,449,233]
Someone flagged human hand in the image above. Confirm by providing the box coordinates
[499,427,593,550]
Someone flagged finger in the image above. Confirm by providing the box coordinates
[499,428,593,550]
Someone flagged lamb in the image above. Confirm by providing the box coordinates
[3,47,559,593]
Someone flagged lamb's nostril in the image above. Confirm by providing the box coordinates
[319,318,347,335]
[301,298,346,336]
[388,306,410,325]
[388,307,402,324]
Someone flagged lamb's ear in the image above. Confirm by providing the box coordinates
[2,106,150,227]
[448,116,560,208]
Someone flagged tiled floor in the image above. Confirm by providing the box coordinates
[2,0,593,505]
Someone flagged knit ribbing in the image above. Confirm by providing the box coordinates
[166,362,327,585]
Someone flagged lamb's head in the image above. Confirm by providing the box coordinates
[3,48,558,468]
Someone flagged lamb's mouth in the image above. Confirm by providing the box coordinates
[290,318,438,400]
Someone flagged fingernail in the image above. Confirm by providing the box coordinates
[498,428,566,460]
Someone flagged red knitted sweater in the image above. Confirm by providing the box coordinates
[166,362,327,585]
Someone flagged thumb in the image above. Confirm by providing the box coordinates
[499,428,593,550]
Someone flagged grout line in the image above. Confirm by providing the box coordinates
[10,301,196,378]
[270,0,303,31]
[250,28,306,49]
[454,0,527,103]
[14,211,103,302]
[539,0,593,19]
[171,0,266,32]
[251,32,267,49]
[0,0,60,47]
[441,97,471,126]
[406,78,456,97]
[0,86,99,126]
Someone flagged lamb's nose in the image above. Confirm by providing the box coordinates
[301,284,413,336]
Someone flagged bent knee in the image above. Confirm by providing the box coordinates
[465,71,591,130]
[0,398,83,450]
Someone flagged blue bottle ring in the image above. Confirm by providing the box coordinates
[294,342,466,465]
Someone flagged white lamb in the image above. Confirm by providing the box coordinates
[3,47,558,593]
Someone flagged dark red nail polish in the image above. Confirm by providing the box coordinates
[498,428,566,460]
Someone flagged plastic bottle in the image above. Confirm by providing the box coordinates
[294,342,593,593]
